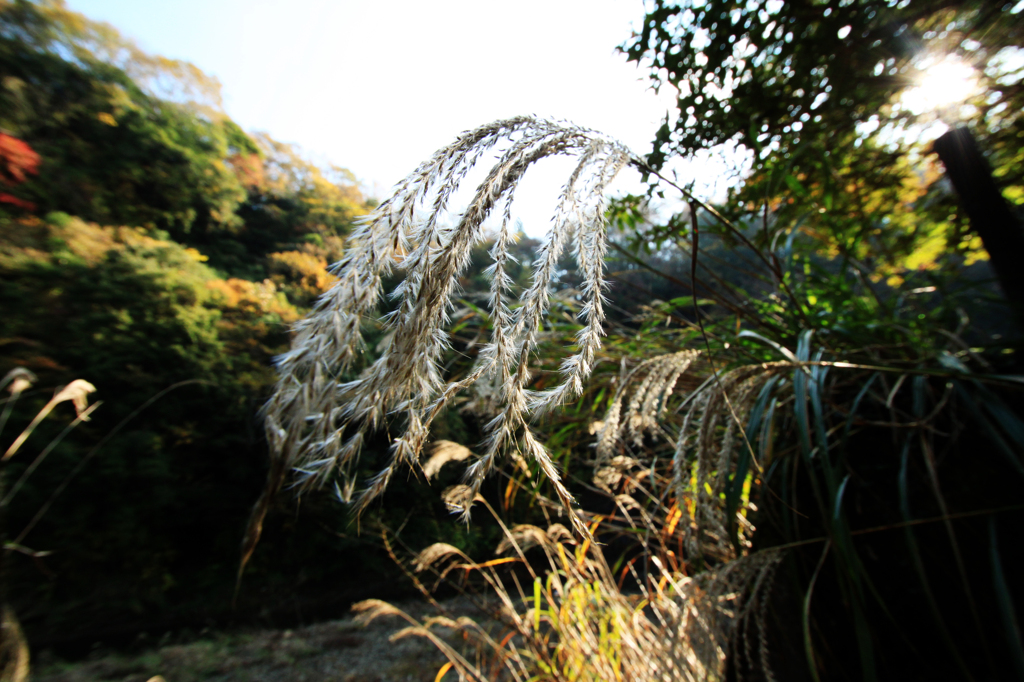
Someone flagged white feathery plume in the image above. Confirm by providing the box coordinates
[595,350,702,462]
[594,350,801,562]
[261,117,634,538]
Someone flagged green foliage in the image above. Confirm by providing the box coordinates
[0,0,372,282]
[625,0,1023,272]
[0,0,389,647]
[0,6,247,236]
[0,0,224,110]
[1,215,280,633]
[627,0,1023,178]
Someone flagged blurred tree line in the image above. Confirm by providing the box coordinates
[0,0,439,650]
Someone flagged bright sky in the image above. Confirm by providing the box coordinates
[65,0,714,234]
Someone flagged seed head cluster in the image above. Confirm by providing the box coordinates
[595,351,799,562]
[261,117,633,537]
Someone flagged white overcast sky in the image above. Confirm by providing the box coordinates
[64,0,729,234]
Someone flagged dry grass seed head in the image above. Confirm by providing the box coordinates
[1,367,37,395]
[422,440,474,481]
[596,355,795,562]
[595,350,702,462]
[256,117,634,540]
[684,365,788,561]
[390,498,785,682]
[3,378,98,461]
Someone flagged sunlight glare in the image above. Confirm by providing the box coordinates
[901,55,979,115]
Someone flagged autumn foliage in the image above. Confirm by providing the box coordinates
[0,132,39,210]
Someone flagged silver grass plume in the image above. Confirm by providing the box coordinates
[595,350,704,462]
[257,117,633,542]
[596,352,797,561]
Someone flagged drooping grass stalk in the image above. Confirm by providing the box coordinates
[2,379,96,461]
[255,117,633,542]
[245,112,1024,681]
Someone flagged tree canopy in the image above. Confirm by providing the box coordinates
[625,0,1024,273]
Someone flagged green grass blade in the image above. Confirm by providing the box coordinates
[738,329,798,362]
[796,329,814,362]
[951,380,1024,479]
[841,372,879,450]
[809,358,837,495]
[759,388,779,466]
[793,362,813,461]
[792,360,828,527]
[830,475,878,682]
[726,375,781,550]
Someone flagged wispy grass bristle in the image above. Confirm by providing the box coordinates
[251,117,633,545]
[596,352,797,562]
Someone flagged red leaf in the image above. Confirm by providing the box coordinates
[0,192,37,211]
[0,133,41,184]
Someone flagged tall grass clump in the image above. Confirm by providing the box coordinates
[356,512,783,682]
[246,117,633,560]
[249,116,1024,681]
